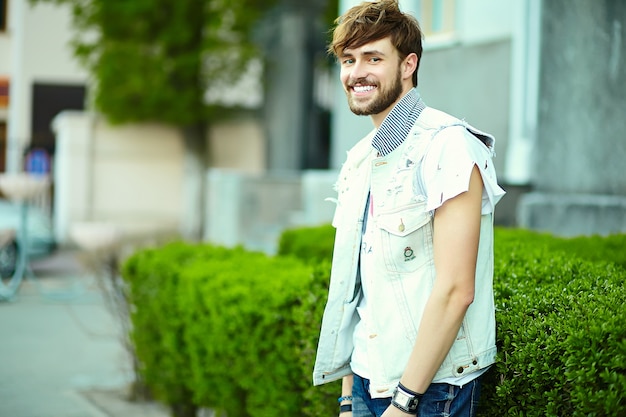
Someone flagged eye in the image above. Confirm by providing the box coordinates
[370,57,381,63]
[342,58,355,65]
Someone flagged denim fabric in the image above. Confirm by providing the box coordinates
[313,106,501,390]
[352,374,394,417]
[352,374,482,417]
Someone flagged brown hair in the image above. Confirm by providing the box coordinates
[328,0,424,86]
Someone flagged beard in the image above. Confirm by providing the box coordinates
[345,68,403,116]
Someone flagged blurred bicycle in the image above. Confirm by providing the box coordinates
[0,200,55,300]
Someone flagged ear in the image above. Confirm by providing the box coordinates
[402,53,419,81]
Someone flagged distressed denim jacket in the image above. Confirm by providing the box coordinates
[312,106,499,398]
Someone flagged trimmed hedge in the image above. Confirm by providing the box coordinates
[122,241,201,415]
[277,224,335,263]
[122,241,327,416]
[179,250,315,416]
[121,228,626,416]
[484,229,626,416]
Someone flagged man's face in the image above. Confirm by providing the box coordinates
[339,37,405,120]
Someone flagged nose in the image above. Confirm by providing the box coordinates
[350,60,369,81]
[341,60,368,83]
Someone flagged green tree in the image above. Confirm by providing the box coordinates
[31,0,278,238]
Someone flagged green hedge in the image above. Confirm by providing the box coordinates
[122,241,201,415]
[277,224,336,263]
[121,228,626,416]
[483,229,626,416]
[122,241,328,417]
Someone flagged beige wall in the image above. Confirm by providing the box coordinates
[52,111,184,245]
[52,111,267,246]
[208,118,266,174]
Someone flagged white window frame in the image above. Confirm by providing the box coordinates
[401,0,458,50]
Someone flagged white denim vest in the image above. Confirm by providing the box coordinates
[312,107,498,398]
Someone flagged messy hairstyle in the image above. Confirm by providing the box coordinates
[328,0,424,86]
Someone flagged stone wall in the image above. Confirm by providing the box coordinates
[517,0,626,236]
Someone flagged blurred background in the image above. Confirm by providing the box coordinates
[0,0,624,258]
[0,1,624,416]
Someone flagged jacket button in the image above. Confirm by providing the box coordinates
[472,360,478,365]
[457,367,464,374]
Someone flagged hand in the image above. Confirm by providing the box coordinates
[381,404,415,417]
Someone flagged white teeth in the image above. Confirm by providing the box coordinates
[353,85,375,93]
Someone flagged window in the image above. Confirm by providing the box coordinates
[0,78,8,108]
[0,0,6,32]
[31,83,86,153]
[402,0,457,45]
[0,121,6,172]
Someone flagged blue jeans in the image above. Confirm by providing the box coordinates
[352,374,482,417]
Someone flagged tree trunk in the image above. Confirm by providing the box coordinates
[181,123,208,241]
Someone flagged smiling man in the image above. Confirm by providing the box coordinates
[312,1,506,417]
[341,38,406,121]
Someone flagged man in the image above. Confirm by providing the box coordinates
[312,1,506,416]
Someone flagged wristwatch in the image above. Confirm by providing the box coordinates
[391,383,422,414]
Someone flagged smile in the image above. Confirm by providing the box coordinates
[352,85,376,93]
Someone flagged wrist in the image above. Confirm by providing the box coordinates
[391,382,423,415]
[338,395,353,414]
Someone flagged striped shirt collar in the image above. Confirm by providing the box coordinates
[371,89,425,156]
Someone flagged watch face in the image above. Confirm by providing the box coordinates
[395,390,411,407]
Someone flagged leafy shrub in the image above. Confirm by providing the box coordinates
[123,241,319,417]
[479,229,626,416]
[292,259,342,417]
[122,228,626,417]
[276,224,335,263]
[494,228,626,269]
[122,241,203,416]
[179,250,315,416]
[277,225,342,416]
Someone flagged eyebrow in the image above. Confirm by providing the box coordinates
[340,49,387,58]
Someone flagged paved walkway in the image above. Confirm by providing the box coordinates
[0,250,169,417]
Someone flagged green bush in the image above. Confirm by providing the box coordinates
[276,224,335,263]
[480,229,626,416]
[123,241,320,417]
[122,228,626,417]
[292,259,342,417]
[180,251,315,416]
[277,225,342,416]
[122,241,203,415]
[494,227,626,269]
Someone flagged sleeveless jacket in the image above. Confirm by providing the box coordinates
[312,106,501,398]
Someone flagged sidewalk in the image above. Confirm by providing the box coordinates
[0,249,170,417]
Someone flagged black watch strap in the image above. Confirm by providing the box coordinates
[391,383,423,414]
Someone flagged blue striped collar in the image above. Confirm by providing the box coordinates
[371,89,425,156]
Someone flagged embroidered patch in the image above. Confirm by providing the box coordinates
[404,247,415,262]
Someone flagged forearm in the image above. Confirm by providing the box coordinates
[400,286,471,393]
[341,374,353,399]
[339,375,354,415]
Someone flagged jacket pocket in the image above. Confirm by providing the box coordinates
[377,203,432,274]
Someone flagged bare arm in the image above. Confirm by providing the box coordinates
[399,165,484,394]
[339,374,354,416]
